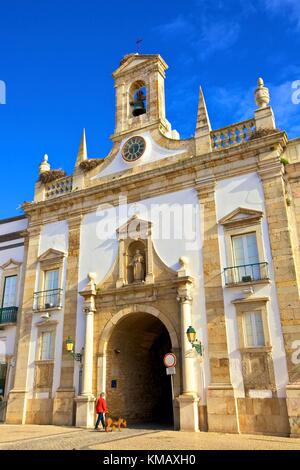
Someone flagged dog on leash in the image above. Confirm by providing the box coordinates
[105,417,127,432]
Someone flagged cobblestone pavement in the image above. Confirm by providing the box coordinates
[0,424,300,450]
[0,424,165,450]
[89,430,300,451]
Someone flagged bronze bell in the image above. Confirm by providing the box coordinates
[132,90,146,117]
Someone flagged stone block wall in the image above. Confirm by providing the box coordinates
[237,397,290,436]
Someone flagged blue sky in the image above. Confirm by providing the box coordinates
[0,0,299,218]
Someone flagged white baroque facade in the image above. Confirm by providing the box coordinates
[1,54,300,436]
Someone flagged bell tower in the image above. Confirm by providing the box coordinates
[112,54,170,139]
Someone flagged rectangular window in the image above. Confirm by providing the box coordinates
[44,269,59,291]
[39,331,53,360]
[2,275,17,308]
[243,311,265,347]
[0,362,7,396]
[43,269,59,308]
[232,233,260,281]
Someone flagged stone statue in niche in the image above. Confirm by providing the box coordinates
[130,249,145,282]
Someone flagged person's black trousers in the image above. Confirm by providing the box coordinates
[95,412,105,429]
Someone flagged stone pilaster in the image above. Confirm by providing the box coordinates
[145,231,154,284]
[53,215,82,426]
[176,281,200,432]
[196,178,238,433]
[116,238,125,288]
[34,181,45,202]
[6,225,41,424]
[259,162,300,437]
[76,274,96,428]
[255,106,276,131]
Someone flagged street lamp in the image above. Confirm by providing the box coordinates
[186,326,203,356]
[65,336,83,362]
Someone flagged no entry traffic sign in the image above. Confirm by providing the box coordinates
[163,352,176,368]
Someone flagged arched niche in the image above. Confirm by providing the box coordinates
[116,215,154,287]
[126,239,146,284]
[128,80,147,117]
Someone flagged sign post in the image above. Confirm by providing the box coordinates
[164,353,177,400]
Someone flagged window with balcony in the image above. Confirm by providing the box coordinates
[0,259,21,325]
[0,275,18,324]
[44,269,60,308]
[34,248,65,311]
[230,232,264,283]
[219,207,269,286]
[34,269,62,310]
[2,275,17,308]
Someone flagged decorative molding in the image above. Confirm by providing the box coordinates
[21,133,288,221]
[219,207,263,229]
[38,248,66,263]
[116,214,152,240]
[115,215,154,287]
[232,296,270,305]
[35,319,59,328]
[195,176,216,199]
[176,279,194,304]
[0,258,22,270]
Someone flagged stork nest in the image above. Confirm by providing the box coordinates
[79,158,104,172]
[249,128,281,140]
[38,169,66,184]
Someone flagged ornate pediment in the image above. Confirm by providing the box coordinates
[219,207,263,229]
[38,248,66,263]
[0,258,22,270]
[113,54,167,78]
[116,215,152,241]
[94,215,182,292]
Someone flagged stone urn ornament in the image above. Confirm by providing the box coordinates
[255,77,270,108]
[39,154,50,174]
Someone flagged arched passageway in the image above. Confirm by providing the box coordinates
[106,312,174,425]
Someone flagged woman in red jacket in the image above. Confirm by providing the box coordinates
[94,392,108,430]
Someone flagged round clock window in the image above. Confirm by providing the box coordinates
[122,136,146,162]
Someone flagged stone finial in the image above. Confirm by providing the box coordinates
[75,128,88,167]
[80,272,97,299]
[255,77,270,108]
[39,154,50,174]
[88,272,96,282]
[178,256,189,278]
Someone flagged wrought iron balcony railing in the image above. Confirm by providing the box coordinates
[33,288,63,310]
[0,306,18,324]
[224,262,269,286]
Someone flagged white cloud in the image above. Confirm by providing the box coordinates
[269,80,300,136]
[208,85,254,127]
[208,80,300,138]
[263,0,300,29]
[154,15,193,37]
[197,21,240,59]
[154,14,241,60]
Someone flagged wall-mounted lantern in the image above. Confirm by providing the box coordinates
[186,326,203,356]
[65,336,83,362]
